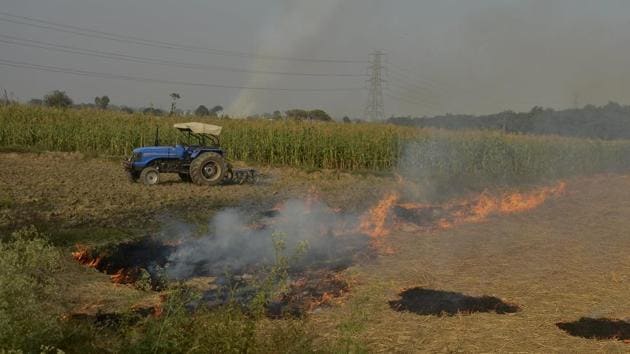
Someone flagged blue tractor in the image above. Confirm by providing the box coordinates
[123,122,254,186]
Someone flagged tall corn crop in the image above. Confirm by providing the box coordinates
[2,105,630,189]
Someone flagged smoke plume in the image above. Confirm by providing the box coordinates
[165,198,366,279]
[228,0,342,116]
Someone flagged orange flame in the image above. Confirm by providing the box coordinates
[110,269,134,284]
[360,181,567,253]
[360,193,399,253]
[462,181,566,223]
[71,245,101,268]
[398,181,567,230]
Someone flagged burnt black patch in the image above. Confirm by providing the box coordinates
[557,317,630,341]
[73,238,175,289]
[389,287,520,316]
[94,238,174,273]
[393,205,445,227]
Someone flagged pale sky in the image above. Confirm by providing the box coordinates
[2,0,630,118]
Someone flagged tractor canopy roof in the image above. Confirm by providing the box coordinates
[173,122,222,137]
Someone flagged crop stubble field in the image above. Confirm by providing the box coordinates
[2,104,630,352]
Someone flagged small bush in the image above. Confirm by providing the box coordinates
[120,290,322,354]
[0,226,63,352]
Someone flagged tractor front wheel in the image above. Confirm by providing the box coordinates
[190,152,225,186]
[139,167,160,186]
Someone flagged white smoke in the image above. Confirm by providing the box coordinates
[228,0,342,116]
[165,198,366,279]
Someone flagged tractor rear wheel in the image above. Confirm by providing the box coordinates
[139,167,160,186]
[189,152,226,186]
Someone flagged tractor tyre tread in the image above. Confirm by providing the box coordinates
[189,152,226,186]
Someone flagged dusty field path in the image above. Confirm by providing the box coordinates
[315,175,630,353]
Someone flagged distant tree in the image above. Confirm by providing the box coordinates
[120,106,134,114]
[529,106,544,115]
[28,98,43,106]
[169,93,181,115]
[285,109,332,121]
[604,101,622,112]
[195,105,210,116]
[210,105,223,117]
[308,109,332,122]
[285,109,309,120]
[342,116,351,123]
[272,110,282,120]
[43,90,73,108]
[94,95,110,110]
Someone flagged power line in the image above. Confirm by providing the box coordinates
[388,64,445,92]
[0,58,365,92]
[387,70,439,95]
[385,89,440,108]
[388,85,440,105]
[0,12,368,64]
[385,92,426,106]
[0,34,366,78]
[365,51,386,121]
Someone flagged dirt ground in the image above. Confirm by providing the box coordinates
[2,152,630,352]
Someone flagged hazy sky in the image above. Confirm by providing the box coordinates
[2,0,630,118]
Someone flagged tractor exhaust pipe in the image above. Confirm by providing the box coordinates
[154,126,160,146]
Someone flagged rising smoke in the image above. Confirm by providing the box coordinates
[228,0,342,116]
[165,198,367,280]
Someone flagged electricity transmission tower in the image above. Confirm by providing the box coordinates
[365,51,386,121]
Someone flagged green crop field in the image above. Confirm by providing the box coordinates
[2,104,630,189]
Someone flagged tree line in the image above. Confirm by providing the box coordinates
[388,102,630,140]
[11,89,345,122]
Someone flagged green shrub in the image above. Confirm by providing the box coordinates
[0,226,63,352]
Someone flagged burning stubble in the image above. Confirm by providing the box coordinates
[71,179,568,319]
[73,181,568,285]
